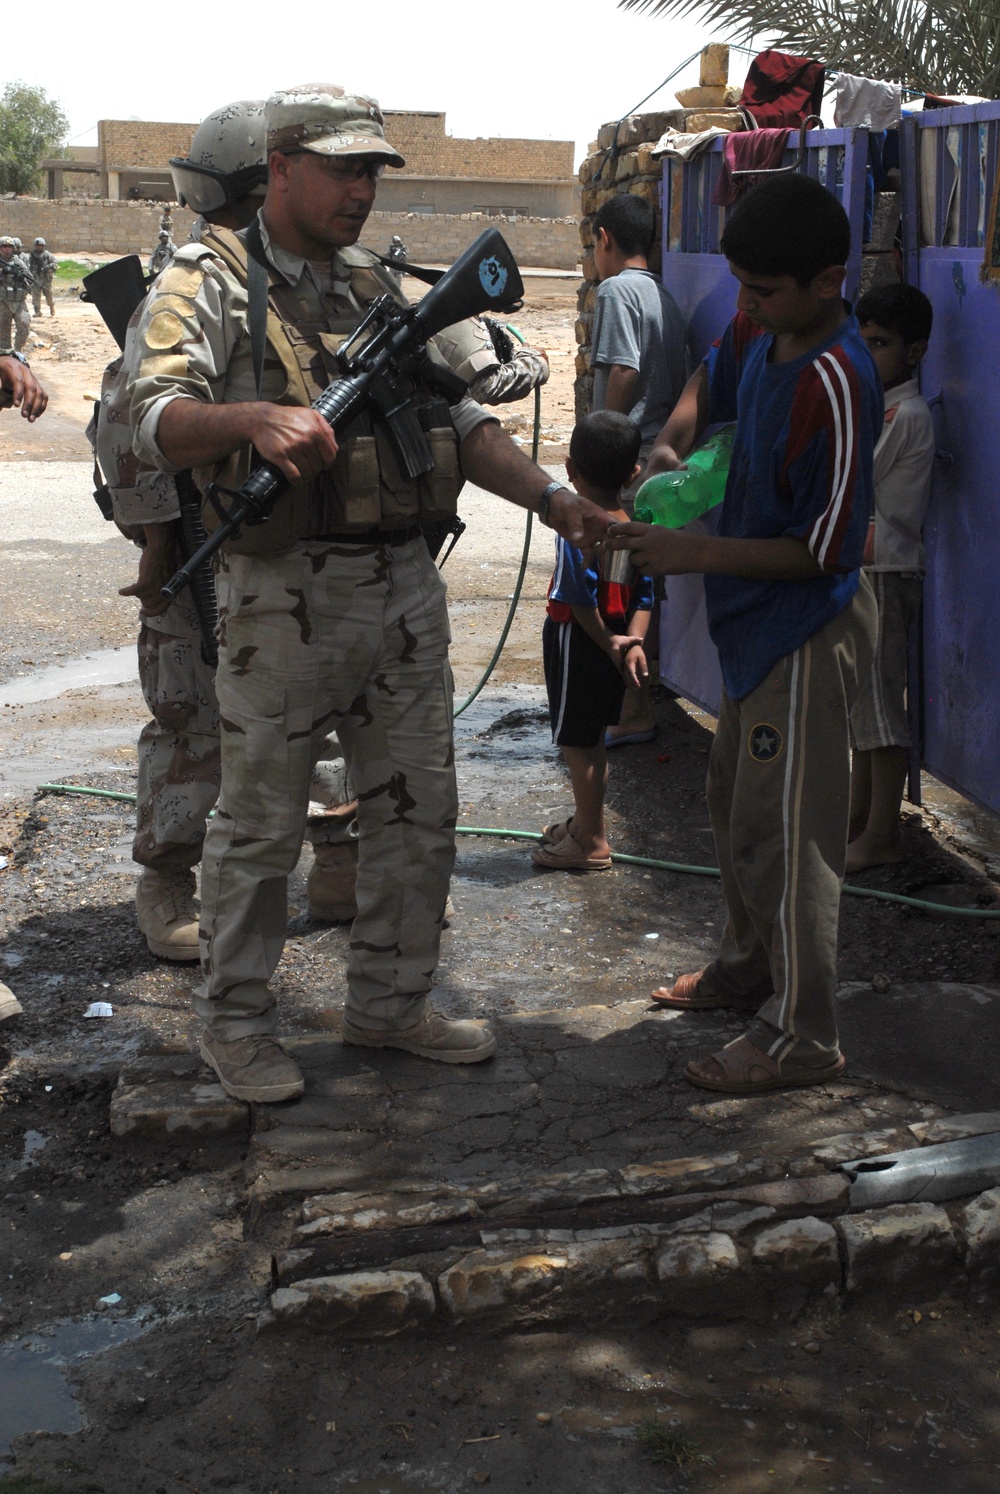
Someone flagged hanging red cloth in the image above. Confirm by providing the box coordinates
[739,49,826,128]
[713,128,792,206]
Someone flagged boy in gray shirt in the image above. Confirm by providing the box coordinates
[590,194,686,743]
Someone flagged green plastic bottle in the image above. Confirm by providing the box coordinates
[634,425,735,528]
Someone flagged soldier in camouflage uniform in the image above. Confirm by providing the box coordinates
[439,315,549,406]
[126,81,610,1103]
[148,229,175,277]
[97,101,269,962]
[0,239,33,351]
[29,239,57,317]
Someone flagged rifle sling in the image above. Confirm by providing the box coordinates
[244,216,270,398]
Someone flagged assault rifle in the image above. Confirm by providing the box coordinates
[161,227,524,602]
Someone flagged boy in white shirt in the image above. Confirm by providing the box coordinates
[848,284,935,872]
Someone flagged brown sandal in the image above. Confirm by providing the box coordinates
[651,969,763,1011]
[684,1035,846,1094]
[531,831,612,872]
[541,817,574,845]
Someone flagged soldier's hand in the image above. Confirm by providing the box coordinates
[0,356,47,421]
[548,488,613,551]
[252,406,339,484]
[119,523,178,615]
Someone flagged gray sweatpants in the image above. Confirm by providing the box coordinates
[701,580,877,1066]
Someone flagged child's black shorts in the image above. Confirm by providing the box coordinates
[542,615,625,749]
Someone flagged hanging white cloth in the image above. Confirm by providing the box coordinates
[651,126,730,161]
[833,73,902,131]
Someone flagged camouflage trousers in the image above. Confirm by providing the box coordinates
[135,600,221,872]
[0,299,30,351]
[195,537,456,1039]
[31,280,55,316]
[134,594,357,872]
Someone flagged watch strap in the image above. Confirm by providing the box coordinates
[537,479,568,529]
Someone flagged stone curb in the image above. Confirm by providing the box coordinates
[110,1055,248,1140]
[264,1190,999,1336]
[260,1113,1000,1336]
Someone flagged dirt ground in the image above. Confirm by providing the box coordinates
[2,272,1000,1493]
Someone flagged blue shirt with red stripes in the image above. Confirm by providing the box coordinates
[704,310,882,700]
[546,536,654,629]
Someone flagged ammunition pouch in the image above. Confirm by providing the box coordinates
[195,228,463,555]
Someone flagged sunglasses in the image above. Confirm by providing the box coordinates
[282,150,386,185]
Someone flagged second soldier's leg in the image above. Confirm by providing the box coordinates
[13,300,30,351]
[31,287,40,316]
[45,282,55,316]
[305,742,360,922]
[134,608,220,960]
[0,304,11,348]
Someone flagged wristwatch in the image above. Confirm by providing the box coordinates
[536,479,570,529]
[0,349,28,365]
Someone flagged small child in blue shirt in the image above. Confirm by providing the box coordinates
[608,173,881,1095]
[533,411,654,872]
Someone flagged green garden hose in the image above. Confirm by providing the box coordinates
[32,784,1000,919]
[452,324,541,718]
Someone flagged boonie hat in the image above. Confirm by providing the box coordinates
[265,83,405,167]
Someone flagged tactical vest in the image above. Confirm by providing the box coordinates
[195,227,463,554]
[0,263,28,305]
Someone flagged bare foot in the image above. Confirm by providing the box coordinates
[845,836,904,874]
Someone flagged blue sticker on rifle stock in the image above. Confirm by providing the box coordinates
[478,256,508,298]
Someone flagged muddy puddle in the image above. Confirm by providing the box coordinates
[0,647,134,706]
[0,1314,150,1459]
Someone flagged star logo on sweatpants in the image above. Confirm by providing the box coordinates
[748,723,783,762]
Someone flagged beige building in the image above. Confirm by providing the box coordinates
[41,111,576,218]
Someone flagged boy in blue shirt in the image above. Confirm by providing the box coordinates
[608,174,880,1094]
[534,411,654,871]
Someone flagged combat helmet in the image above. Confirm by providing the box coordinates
[169,99,268,215]
[34,237,46,246]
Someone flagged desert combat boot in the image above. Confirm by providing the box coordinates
[199,1030,305,1103]
[306,842,358,922]
[135,867,200,961]
[342,1009,496,1064]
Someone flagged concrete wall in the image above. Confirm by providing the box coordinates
[0,200,197,255]
[360,211,580,271]
[376,176,577,218]
[0,200,579,268]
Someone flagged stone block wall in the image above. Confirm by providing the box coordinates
[383,111,573,181]
[574,111,674,419]
[361,211,580,271]
[0,200,196,256]
[93,112,572,188]
[98,119,197,171]
[0,199,578,268]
